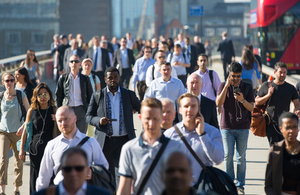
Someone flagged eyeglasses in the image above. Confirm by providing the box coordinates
[158,56,166,59]
[62,166,86,173]
[231,75,241,78]
[37,93,49,98]
[70,60,80,64]
[4,79,15,83]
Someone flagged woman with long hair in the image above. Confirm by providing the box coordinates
[19,83,58,194]
[15,67,35,104]
[0,73,30,195]
[20,50,41,86]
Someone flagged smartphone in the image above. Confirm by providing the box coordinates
[109,119,117,122]
[234,88,241,95]
[196,112,201,117]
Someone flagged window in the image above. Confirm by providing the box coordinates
[32,33,44,44]
[6,32,20,45]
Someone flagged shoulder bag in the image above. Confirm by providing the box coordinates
[17,110,34,152]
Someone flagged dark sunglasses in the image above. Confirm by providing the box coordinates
[70,60,80,64]
[62,166,86,173]
[4,79,15,83]
[37,93,49,98]
[231,75,241,78]
[158,56,166,59]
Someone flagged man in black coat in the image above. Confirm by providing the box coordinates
[183,37,198,74]
[193,36,205,55]
[86,66,141,184]
[217,31,235,80]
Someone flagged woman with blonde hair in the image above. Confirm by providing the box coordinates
[0,73,30,195]
[20,50,41,86]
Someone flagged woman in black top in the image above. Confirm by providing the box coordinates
[15,67,35,104]
[19,83,59,194]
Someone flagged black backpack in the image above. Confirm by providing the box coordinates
[0,90,26,121]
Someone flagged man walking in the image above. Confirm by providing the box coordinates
[183,37,198,74]
[63,39,85,74]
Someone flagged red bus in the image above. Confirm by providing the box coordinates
[249,0,300,72]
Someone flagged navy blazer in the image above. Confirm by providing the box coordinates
[217,38,235,61]
[86,47,111,71]
[175,95,219,129]
[33,184,111,195]
[86,87,141,140]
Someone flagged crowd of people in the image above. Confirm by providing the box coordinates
[0,31,299,195]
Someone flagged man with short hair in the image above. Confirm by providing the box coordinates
[63,39,85,74]
[113,37,135,89]
[159,41,171,57]
[183,37,198,74]
[161,151,194,195]
[100,40,113,67]
[56,55,93,133]
[151,38,159,59]
[174,33,185,48]
[117,98,183,195]
[101,35,114,54]
[126,32,134,49]
[217,31,235,80]
[86,36,111,89]
[34,148,110,195]
[145,50,177,87]
[166,44,190,88]
[36,106,108,191]
[132,46,156,100]
[86,67,141,183]
[55,34,70,79]
[193,36,205,55]
[165,93,223,186]
[144,62,185,102]
[256,62,300,145]
[68,34,74,45]
[216,62,254,194]
[111,37,120,51]
[160,98,176,132]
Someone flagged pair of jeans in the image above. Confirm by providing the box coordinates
[221,129,249,190]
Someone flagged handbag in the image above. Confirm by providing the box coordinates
[174,125,238,195]
[17,111,33,152]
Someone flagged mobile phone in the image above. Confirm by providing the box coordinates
[196,112,201,117]
[109,119,117,121]
[234,88,241,95]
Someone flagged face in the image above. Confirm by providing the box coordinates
[56,109,77,136]
[229,71,242,85]
[280,118,299,142]
[179,97,199,123]
[120,38,127,48]
[174,47,181,55]
[197,56,208,70]
[178,34,183,41]
[159,44,168,53]
[2,75,15,89]
[194,36,199,43]
[105,71,120,91]
[152,40,158,48]
[112,37,117,43]
[101,42,107,49]
[159,65,172,79]
[275,67,287,82]
[184,38,189,46]
[126,33,132,39]
[156,52,166,64]
[37,88,50,105]
[15,71,25,82]
[69,56,81,72]
[187,75,202,96]
[29,51,35,59]
[68,34,73,41]
[62,153,88,191]
[164,153,192,192]
[144,48,152,59]
[139,106,162,134]
[82,61,92,73]
[162,102,175,127]
[71,41,78,49]
[93,38,100,47]
[62,37,68,44]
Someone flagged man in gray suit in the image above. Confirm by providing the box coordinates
[86,66,140,184]
[113,37,135,89]
[63,39,85,74]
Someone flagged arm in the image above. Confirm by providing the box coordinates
[265,147,276,195]
[255,86,273,106]
[18,108,33,161]
[216,79,230,107]
[20,61,25,67]
[293,99,300,117]
[234,92,254,112]
[145,65,153,87]
[55,75,64,107]
[86,76,93,105]
[85,93,103,129]
[35,63,41,84]
[54,51,59,68]
[90,138,109,169]
[132,61,139,90]
[117,176,133,195]
[95,83,101,91]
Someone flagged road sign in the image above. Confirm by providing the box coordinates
[189,5,203,16]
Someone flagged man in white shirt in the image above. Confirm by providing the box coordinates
[174,33,185,48]
[36,106,108,191]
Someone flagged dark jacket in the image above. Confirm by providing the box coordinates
[175,95,219,129]
[113,48,135,75]
[217,38,235,61]
[184,44,198,74]
[86,87,141,140]
[23,82,35,104]
[194,42,206,55]
[55,73,93,111]
[33,183,111,195]
[86,47,111,71]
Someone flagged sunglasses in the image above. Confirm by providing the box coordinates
[70,60,80,63]
[4,79,15,83]
[158,56,166,59]
[62,166,86,173]
[37,93,49,98]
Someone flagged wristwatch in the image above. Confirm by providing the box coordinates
[240,99,246,104]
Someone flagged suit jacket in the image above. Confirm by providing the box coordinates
[33,183,111,195]
[151,47,159,59]
[194,42,205,55]
[113,48,135,76]
[183,44,198,74]
[217,38,235,61]
[175,95,219,129]
[63,47,86,74]
[86,87,141,141]
[86,47,111,71]
[55,73,93,111]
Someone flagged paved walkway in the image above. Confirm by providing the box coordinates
[6,60,271,195]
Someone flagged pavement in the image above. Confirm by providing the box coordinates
[6,60,271,195]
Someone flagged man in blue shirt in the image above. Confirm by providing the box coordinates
[132,46,156,100]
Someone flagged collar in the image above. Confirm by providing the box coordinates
[121,47,127,51]
[59,181,87,195]
[177,121,197,134]
[60,129,82,141]
[198,94,201,102]
[93,46,100,50]
[199,68,209,75]
[107,86,121,94]
[158,76,173,83]
[138,132,168,147]
[69,72,80,79]
[143,56,151,61]
[173,51,182,56]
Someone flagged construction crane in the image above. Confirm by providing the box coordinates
[136,0,148,40]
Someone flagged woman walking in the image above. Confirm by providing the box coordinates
[15,67,35,104]
[20,50,41,86]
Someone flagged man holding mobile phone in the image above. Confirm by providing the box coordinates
[216,62,254,194]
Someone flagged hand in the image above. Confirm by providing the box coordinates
[267,86,274,97]
[16,125,25,136]
[100,117,110,125]
[195,112,205,135]
[86,166,92,180]
[218,106,222,115]
[36,79,40,84]
[295,110,300,118]
[51,114,56,121]
[171,62,178,66]
[54,64,57,68]
[234,91,244,102]
[225,74,232,88]
[19,150,26,162]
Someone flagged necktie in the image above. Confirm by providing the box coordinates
[94,48,98,71]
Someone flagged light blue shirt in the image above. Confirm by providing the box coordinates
[132,56,156,88]
[121,48,129,69]
[166,52,190,76]
[164,121,224,184]
[87,73,100,92]
[144,77,186,102]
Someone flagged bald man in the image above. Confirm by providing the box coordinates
[161,98,176,132]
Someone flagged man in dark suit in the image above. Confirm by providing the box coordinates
[113,37,135,89]
[86,66,141,184]
[193,36,205,55]
[175,73,219,129]
[101,35,114,54]
[217,31,235,80]
[183,37,198,74]
[63,39,85,74]
[86,36,111,89]
[33,147,110,195]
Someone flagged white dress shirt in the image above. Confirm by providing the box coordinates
[120,48,129,69]
[68,73,83,107]
[93,46,102,71]
[58,181,87,195]
[145,63,178,87]
[36,129,109,191]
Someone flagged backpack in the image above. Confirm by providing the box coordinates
[0,90,26,121]
[209,70,216,97]
[169,52,187,63]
